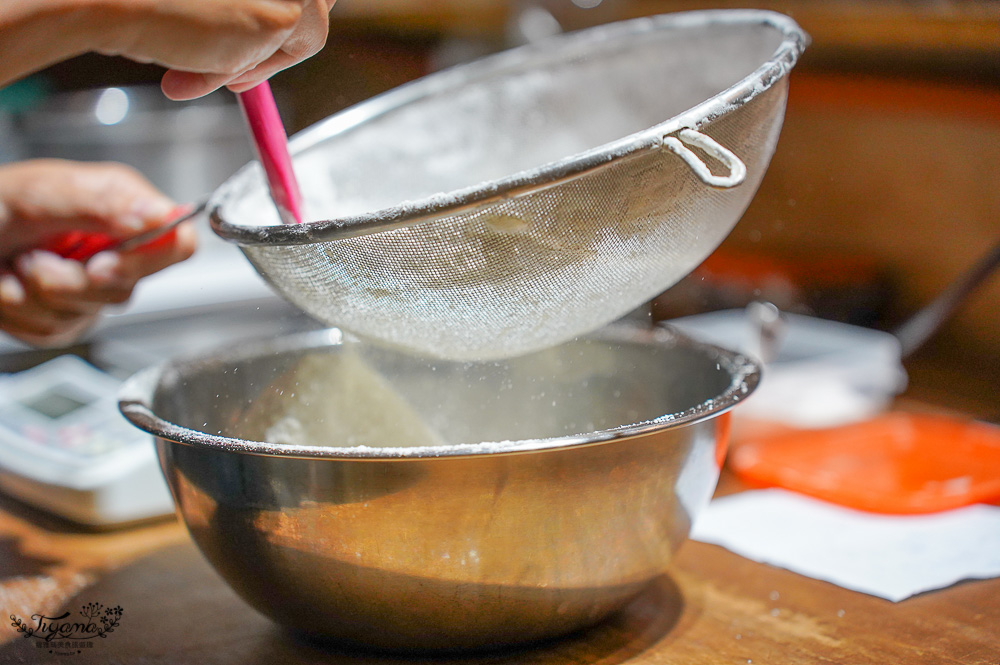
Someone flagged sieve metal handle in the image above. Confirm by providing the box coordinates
[663,129,747,189]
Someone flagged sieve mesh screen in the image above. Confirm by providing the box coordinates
[211,11,806,360]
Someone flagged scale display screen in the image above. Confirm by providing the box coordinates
[19,387,92,420]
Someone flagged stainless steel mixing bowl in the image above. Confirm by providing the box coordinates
[119,325,759,653]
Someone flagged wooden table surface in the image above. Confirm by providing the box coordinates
[0,347,997,665]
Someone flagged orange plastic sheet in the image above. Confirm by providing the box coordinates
[729,412,1000,514]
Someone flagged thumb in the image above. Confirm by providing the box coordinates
[0,160,177,258]
[41,197,180,262]
[58,163,177,237]
[161,70,229,101]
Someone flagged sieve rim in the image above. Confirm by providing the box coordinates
[209,9,808,247]
[118,325,761,461]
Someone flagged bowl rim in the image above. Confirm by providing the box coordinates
[118,325,760,461]
[209,9,808,246]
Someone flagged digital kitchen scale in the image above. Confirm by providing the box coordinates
[0,354,174,527]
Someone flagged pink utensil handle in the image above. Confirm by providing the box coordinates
[236,83,303,225]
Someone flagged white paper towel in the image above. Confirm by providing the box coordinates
[691,489,1000,601]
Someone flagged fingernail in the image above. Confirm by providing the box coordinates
[86,251,122,284]
[161,71,212,101]
[17,251,88,290]
[118,213,145,231]
[130,197,176,227]
[0,275,25,305]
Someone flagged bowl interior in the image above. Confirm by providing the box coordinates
[143,327,752,455]
[218,13,797,227]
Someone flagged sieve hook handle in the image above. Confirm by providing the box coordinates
[663,129,746,189]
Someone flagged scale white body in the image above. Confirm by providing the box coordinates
[0,294,314,528]
[0,355,174,526]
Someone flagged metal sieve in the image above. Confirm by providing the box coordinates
[209,10,808,360]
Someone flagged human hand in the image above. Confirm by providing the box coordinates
[95,0,336,100]
[0,159,197,347]
[1,1,334,97]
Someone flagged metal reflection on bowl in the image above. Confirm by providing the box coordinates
[119,324,758,653]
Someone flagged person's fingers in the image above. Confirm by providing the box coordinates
[0,219,196,347]
[13,251,122,313]
[162,0,331,99]
[99,0,303,74]
[15,251,88,296]
[0,292,100,329]
[225,0,329,90]
[13,221,195,313]
[0,272,100,348]
[0,275,24,307]
[223,50,302,92]
[0,313,98,348]
[0,160,197,347]
[50,162,176,237]
[85,221,198,289]
[160,71,218,101]
[162,48,290,100]
[0,311,98,348]
[162,68,262,101]
[0,160,177,255]
[223,57,296,94]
